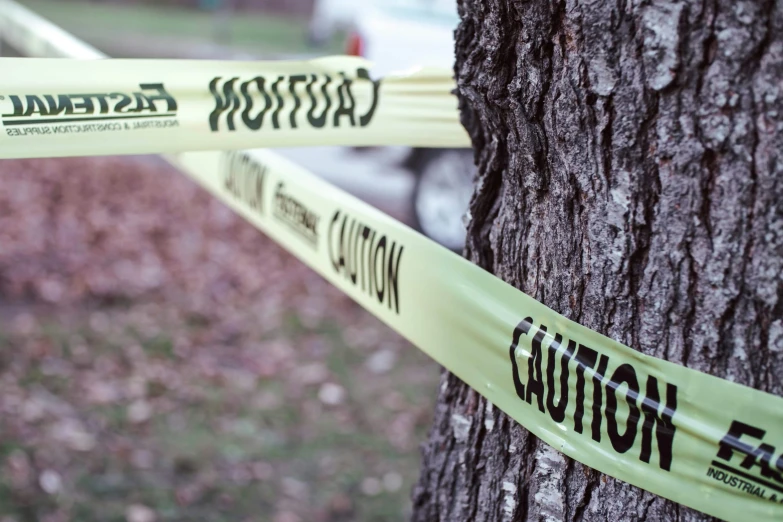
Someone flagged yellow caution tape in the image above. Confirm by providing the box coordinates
[2,2,782,521]
[179,149,783,522]
[0,56,468,157]
[0,5,468,158]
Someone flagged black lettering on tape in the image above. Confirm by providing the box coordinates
[288,75,307,128]
[573,344,598,435]
[45,94,74,115]
[87,93,111,113]
[307,74,332,128]
[328,211,342,272]
[221,151,267,214]
[23,95,48,116]
[373,236,387,303]
[240,77,272,130]
[112,92,132,113]
[328,211,403,314]
[367,229,377,296]
[209,77,240,131]
[590,354,609,443]
[356,67,380,127]
[386,241,403,312]
[5,95,24,116]
[140,83,178,112]
[271,76,285,130]
[526,325,546,413]
[546,333,575,423]
[718,421,783,483]
[360,226,369,292]
[333,72,356,127]
[70,95,94,115]
[509,317,534,402]
[348,218,358,283]
[640,376,677,471]
[605,363,641,454]
[207,68,379,133]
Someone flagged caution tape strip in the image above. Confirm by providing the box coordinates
[0,3,468,158]
[2,2,782,521]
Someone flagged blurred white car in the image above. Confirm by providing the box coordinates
[344,0,475,251]
[308,0,371,46]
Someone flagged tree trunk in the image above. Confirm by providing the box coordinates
[412,0,782,520]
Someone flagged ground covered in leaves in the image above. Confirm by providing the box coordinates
[0,156,439,522]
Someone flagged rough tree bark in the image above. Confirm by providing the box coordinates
[412,0,782,520]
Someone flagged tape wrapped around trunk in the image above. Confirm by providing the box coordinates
[1,1,782,521]
[177,148,783,522]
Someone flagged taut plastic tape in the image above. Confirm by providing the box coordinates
[0,4,468,158]
[175,148,783,522]
[0,56,468,157]
[2,2,782,521]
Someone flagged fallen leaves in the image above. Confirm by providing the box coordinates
[125,504,156,522]
[48,418,96,452]
[365,348,398,375]
[38,470,62,495]
[317,382,346,406]
[0,156,439,521]
[126,400,153,424]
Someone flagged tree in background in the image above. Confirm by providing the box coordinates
[413,0,781,519]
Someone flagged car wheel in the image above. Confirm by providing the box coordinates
[410,149,475,252]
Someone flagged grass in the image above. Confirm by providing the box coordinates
[0,152,437,521]
[17,0,345,56]
[0,305,439,521]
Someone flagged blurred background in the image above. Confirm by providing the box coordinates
[0,1,476,521]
